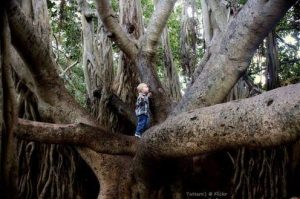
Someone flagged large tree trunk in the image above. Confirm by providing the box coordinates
[2,0,299,198]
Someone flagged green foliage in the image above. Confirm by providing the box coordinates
[238,0,247,5]
[141,0,154,26]
[276,5,300,84]
[248,4,300,89]
[49,1,82,61]
[48,0,86,105]
[111,0,119,12]
[167,5,182,63]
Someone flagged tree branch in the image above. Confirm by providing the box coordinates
[174,0,297,114]
[141,0,177,54]
[16,119,138,156]
[281,58,300,65]
[5,0,64,99]
[5,0,98,125]
[94,0,138,59]
[5,1,134,187]
[140,83,300,158]
[9,46,36,93]
[59,60,79,77]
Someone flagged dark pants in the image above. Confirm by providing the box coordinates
[135,114,149,136]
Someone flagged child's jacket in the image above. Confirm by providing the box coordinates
[135,93,150,116]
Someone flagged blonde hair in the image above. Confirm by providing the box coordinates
[137,83,147,92]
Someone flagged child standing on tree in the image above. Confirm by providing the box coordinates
[135,83,151,138]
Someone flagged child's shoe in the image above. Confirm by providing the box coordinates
[135,133,141,138]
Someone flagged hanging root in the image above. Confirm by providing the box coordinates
[231,146,289,199]
[16,83,80,199]
[226,77,289,199]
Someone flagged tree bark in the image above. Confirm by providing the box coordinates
[140,0,177,55]
[138,83,300,158]
[180,0,197,78]
[200,0,212,47]
[200,0,228,48]
[93,0,138,59]
[0,7,4,193]
[2,0,299,198]
[0,12,19,198]
[266,30,280,90]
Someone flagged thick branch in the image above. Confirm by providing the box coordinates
[9,46,36,92]
[94,0,138,59]
[174,0,297,113]
[141,0,177,54]
[140,83,300,158]
[16,119,137,155]
[5,1,61,96]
